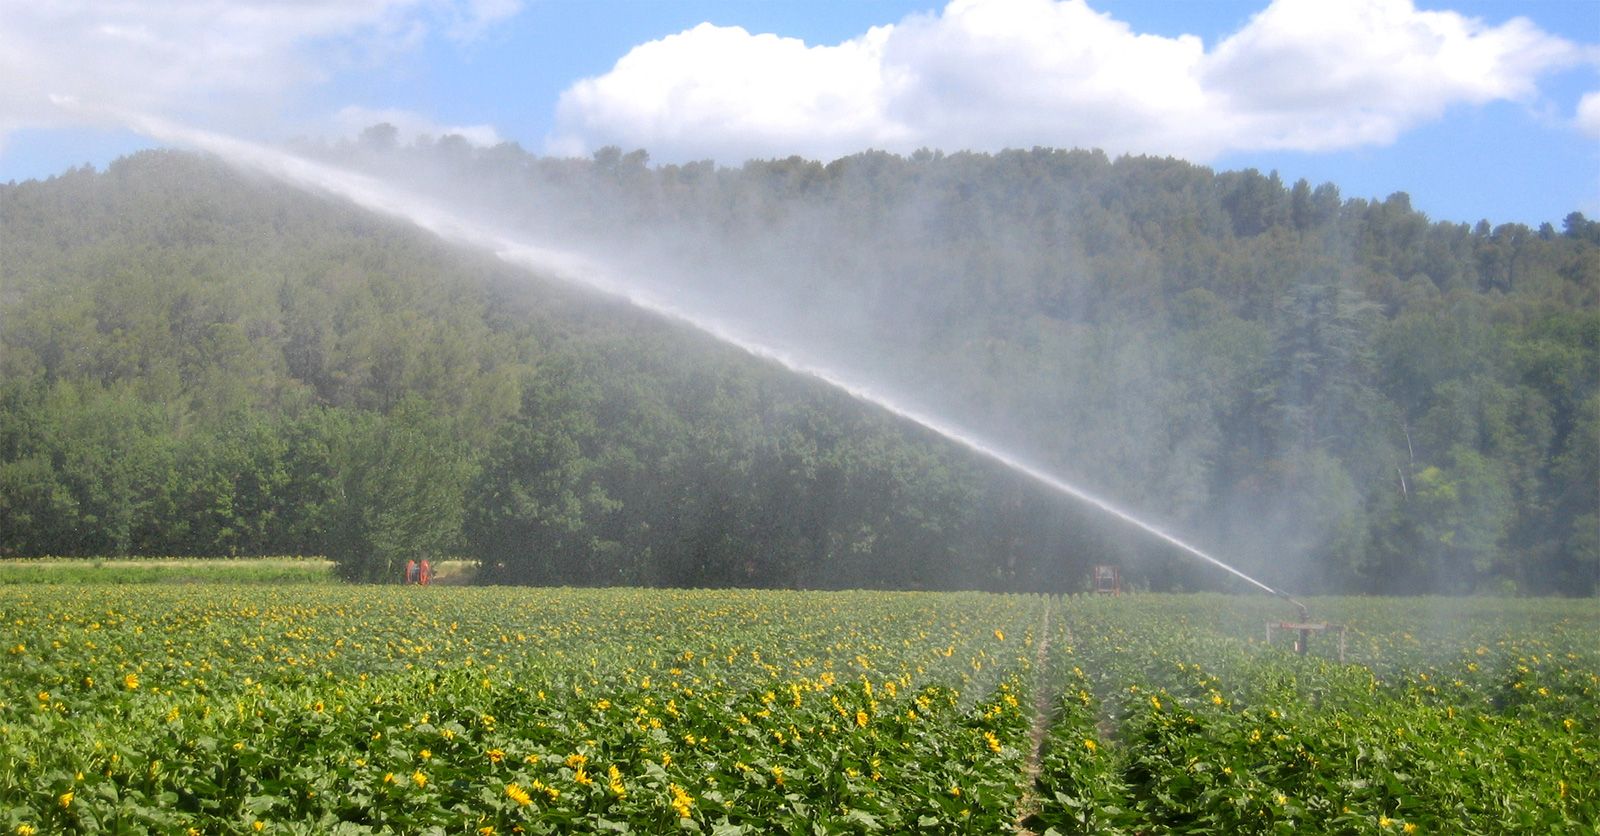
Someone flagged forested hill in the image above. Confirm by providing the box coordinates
[2,145,1596,595]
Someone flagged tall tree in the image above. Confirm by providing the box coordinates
[326,398,473,582]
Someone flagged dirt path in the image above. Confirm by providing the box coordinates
[1014,599,1057,834]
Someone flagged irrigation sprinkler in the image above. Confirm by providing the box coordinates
[1265,590,1345,662]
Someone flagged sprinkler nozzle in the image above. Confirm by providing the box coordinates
[1274,589,1310,622]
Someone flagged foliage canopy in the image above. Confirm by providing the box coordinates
[1,145,1594,593]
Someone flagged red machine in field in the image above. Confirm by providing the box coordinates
[404,560,433,585]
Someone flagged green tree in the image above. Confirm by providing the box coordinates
[326,398,473,582]
[173,414,290,555]
[464,364,620,585]
[1407,448,1515,592]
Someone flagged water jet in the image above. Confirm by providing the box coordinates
[108,110,1319,623]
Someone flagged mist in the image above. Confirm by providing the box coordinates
[276,129,1352,594]
[344,132,1594,597]
[103,109,1290,593]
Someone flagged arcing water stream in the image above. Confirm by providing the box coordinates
[112,109,1297,604]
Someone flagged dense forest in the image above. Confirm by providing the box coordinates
[1,140,1595,595]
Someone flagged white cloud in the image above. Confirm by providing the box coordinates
[1202,0,1580,150]
[879,0,1212,156]
[0,0,520,144]
[1578,92,1600,139]
[551,22,909,162]
[334,106,503,147]
[550,0,1587,163]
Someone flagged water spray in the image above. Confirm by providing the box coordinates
[93,106,1321,633]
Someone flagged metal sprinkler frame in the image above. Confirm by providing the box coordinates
[1265,591,1346,662]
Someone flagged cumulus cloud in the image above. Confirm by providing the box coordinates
[1203,0,1580,150]
[0,0,520,144]
[550,0,1587,163]
[551,22,909,163]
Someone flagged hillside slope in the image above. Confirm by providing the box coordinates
[2,146,1595,593]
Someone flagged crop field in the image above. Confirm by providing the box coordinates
[0,585,1594,835]
[0,558,339,587]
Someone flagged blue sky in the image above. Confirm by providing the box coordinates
[2,0,1596,226]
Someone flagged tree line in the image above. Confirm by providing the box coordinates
[1,143,1594,594]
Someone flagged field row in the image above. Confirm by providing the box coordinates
[1,587,1594,834]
